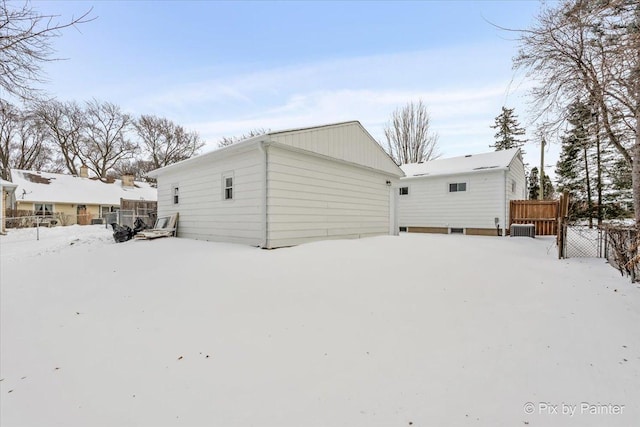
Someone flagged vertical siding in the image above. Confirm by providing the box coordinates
[267,146,396,248]
[269,123,401,177]
[398,171,507,230]
[156,148,264,246]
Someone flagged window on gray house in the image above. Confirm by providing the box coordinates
[173,187,179,204]
[449,182,467,192]
[224,176,233,200]
[399,187,409,195]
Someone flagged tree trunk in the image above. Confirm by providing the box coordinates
[635,116,640,225]
[584,146,593,228]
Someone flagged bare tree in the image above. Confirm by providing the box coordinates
[82,99,137,179]
[0,99,19,179]
[513,0,639,221]
[218,128,269,148]
[135,114,204,172]
[13,108,51,171]
[0,100,52,179]
[383,100,440,165]
[33,99,85,175]
[0,1,94,99]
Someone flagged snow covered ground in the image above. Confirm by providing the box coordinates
[1,226,639,427]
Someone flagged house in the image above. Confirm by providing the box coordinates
[1,178,18,234]
[148,121,404,248]
[398,148,526,236]
[9,166,157,226]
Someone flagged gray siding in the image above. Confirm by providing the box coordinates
[266,145,397,248]
[269,122,401,177]
[398,170,507,230]
[156,148,264,246]
[398,152,527,233]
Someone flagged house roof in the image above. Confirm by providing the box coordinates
[0,178,17,190]
[149,121,403,178]
[10,169,157,205]
[400,148,521,178]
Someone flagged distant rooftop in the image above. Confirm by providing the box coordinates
[400,148,521,178]
[10,169,157,205]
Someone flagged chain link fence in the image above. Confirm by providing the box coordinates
[561,224,604,258]
[559,221,640,282]
[601,225,640,281]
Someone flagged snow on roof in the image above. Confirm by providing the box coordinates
[10,169,157,205]
[0,178,17,189]
[400,148,520,178]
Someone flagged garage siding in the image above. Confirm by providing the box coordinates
[156,148,264,246]
[269,122,400,176]
[266,146,396,248]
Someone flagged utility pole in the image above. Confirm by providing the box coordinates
[539,138,545,200]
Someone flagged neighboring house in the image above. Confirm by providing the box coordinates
[398,148,526,236]
[10,166,157,226]
[148,121,404,249]
[1,178,18,234]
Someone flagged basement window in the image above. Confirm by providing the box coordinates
[173,186,179,204]
[450,228,464,234]
[223,174,234,200]
[399,187,409,195]
[449,182,467,192]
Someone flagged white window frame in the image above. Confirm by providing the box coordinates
[34,203,53,216]
[172,185,179,205]
[222,172,234,201]
[448,182,467,193]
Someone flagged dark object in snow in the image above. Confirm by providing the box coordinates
[133,217,150,234]
[111,223,133,243]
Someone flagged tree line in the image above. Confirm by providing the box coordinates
[0,98,204,181]
[513,0,638,222]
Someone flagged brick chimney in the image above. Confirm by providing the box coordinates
[121,174,135,187]
[79,165,89,178]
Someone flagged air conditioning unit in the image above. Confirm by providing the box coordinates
[510,224,535,238]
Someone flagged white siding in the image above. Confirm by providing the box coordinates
[269,122,401,177]
[506,153,527,203]
[398,171,507,230]
[156,148,264,246]
[266,145,397,248]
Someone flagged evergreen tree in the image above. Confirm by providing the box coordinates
[555,101,595,219]
[490,106,527,151]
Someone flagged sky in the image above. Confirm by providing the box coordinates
[24,0,557,171]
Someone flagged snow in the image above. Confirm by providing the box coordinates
[401,148,520,177]
[1,226,639,426]
[10,169,157,205]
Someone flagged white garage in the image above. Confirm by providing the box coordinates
[148,121,404,248]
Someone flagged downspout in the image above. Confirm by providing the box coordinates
[502,170,507,237]
[258,141,269,248]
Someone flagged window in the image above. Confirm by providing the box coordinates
[449,182,467,192]
[34,203,53,216]
[223,175,233,200]
[173,186,179,204]
[511,179,516,193]
[399,187,409,195]
[450,228,464,234]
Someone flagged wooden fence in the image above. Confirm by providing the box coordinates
[509,200,560,235]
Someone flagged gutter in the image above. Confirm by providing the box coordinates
[502,170,508,237]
